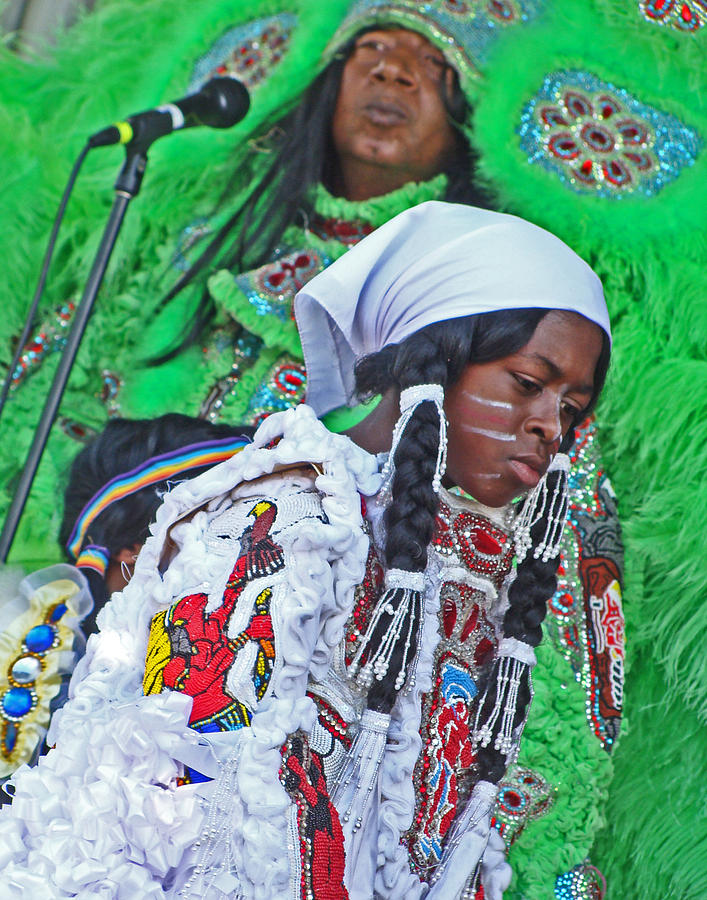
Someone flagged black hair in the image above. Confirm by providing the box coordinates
[354,309,610,769]
[60,413,255,635]
[150,30,489,363]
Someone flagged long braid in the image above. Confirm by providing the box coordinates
[365,332,451,711]
[474,427,577,784]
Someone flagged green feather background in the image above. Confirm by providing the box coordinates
[0,0,705,896]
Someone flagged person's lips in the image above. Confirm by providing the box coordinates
[362,99,409,126]
[508,455,547,489]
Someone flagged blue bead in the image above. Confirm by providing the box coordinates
[50,603,67,622]
[25,624,55,653]
[2,687,33,718]
[3,722,18,753]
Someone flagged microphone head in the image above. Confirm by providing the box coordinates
[193,77,250,129]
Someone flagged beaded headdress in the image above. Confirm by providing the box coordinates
[325,0,546,98]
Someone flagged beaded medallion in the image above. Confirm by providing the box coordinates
[639,0,707,32]
[555,860,606,899]
[243,355,307,427]
[189,13,297,93]
[490,765,555,845]
[519,70,701,197]
[235,249,330,323]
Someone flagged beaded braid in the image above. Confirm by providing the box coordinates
[365,332,452,712]
[473,427,576,784]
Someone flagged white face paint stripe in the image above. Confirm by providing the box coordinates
[461,425,516,441]
[462,392,513,410]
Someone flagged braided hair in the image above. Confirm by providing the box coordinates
[354,310,610,775]
[59,414,255,635]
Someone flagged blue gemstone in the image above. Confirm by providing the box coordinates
[50,603,67,622]
[25,624,55,653]
[2,687,33,718]
[3,722,18,753]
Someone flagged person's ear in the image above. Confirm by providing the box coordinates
[114,542,142,564]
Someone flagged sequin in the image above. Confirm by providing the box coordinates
[10,301,76,392]
[189,14,297,93]
[519,70,702,197]
[555,860,606,899]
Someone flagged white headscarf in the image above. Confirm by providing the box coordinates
[295,201,610,416]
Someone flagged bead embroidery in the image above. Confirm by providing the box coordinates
[244,356,307,427]
[519,70,701,196]
[235,250,329,322]
[189,14,297,93]
[280,732,349,900]
[639,0,707,32]
[555,860,607,899]
[490,765,555,845]
[0,580,81,775]
[144,500,283,733]
[8,300,76,392]
[545,420,625,751]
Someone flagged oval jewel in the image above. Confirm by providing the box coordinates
[11,655,41,684]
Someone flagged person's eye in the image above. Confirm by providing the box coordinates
[513,374,541,393]
[561,399,583,420]
[357,39,387,53]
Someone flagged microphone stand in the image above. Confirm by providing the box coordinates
[0,145,149,563]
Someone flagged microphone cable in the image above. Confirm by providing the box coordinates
[0,140,91,423]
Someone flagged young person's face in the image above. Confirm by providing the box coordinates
[443,311,604,507]
[331,28,459,191]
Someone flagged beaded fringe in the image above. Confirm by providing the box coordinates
[472,639,536,767]
[349,570,425,693]
[513,451,570,563]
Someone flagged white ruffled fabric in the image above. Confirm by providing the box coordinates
[0,409,511,899]
[0,406,380,898]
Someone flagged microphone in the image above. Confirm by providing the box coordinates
[88,77,250,149]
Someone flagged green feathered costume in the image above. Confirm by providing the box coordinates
[0,1,704,898]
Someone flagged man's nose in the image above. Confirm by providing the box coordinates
[370,51,417,88]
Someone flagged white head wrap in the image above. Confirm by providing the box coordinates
[295,201,610,416]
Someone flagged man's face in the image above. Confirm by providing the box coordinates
[331,28,460,190]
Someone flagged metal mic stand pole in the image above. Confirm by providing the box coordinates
[0,147,148,563]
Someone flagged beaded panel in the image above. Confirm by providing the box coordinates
[406,500,514,875]
[280,731,349,900]
[519,70,701,197]
[407,590,497,871]
[143,500,284,734]
[199,328,263,422]
[639,0,707,32]
[546,420,625,751]
[490,765,555,846]
[432,498,515,580]
[0,579,82,776]
[234,249,331,323]
[189,14,297,93]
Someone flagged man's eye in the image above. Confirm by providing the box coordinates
[357,39,386,52]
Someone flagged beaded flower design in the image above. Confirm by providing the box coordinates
[519,70,701,197]
[639,0,707,32]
